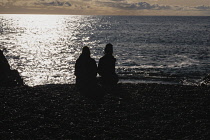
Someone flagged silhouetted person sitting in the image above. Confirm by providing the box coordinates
[75,46,97,93]
[98,43,118,86]
[0,50,24,86]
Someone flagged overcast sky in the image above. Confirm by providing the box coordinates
[0,0,210,16]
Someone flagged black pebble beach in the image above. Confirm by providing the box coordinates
[1,83,209,139]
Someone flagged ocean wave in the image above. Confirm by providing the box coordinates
[1,15,210,86]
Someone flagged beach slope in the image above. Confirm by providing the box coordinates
[1,83,209,139]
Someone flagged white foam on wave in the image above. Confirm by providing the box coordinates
[166,54,199,68]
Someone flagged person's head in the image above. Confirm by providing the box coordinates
[81,46,90,57]
[104,43,113,55]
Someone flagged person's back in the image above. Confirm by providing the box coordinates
[75,46,97,91]
[98,54,116,77]
[98,43,118,86]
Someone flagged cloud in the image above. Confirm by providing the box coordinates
[125,2,171,10]
[111,0,125,1]
[97,1,172,10]
[97,1,210,12]
[194,5,210,11]
[0,0,72,8]
[35,0,71,7]
[2,0,36,7]
[0,0,210,15]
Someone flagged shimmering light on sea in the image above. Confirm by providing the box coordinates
[1,15,210,86]
[1,15,86,86]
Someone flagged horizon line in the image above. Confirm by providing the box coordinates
[0,13,210,17]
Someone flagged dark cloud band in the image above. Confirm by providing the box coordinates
[35,1,71,7]
[97,1,172,10]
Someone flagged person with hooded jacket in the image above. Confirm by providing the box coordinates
[98,43,118,86]
[75,46,97,92]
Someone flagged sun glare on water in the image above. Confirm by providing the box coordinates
[1,14,84,86]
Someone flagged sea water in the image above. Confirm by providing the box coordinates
[1,14,210,86]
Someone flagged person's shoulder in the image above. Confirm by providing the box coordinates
[75,56,83,64]
[99,56,105,61]
[75,58,80,63]
[90,58,96,62]
[109,55,116,60]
